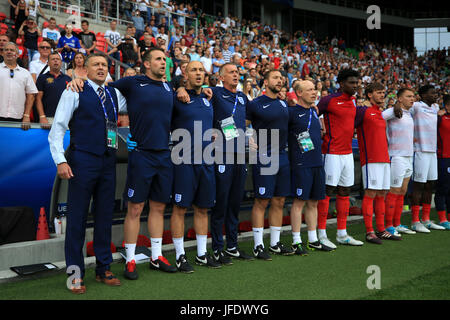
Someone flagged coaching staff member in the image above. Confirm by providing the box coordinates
[49,52,127,294]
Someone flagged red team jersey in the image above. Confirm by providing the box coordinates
[438,112,450,159]
[318,92,357,155]
[355,104,390,166]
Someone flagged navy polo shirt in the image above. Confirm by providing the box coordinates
[288,104,323,168]
[211,86,248,154]
[171,90,214,164]
[36,72,72,117]
[110,75,174,151]
[246,95,289,154]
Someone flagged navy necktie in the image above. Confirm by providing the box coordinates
[97,86,106,105]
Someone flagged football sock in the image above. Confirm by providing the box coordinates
[362,195,375,233]
[336,195,349,236]
[393,194,404,227]
[270,226,281,247]
[124,243,136,263]
[151,238,162,260]
[196,234,207,257]
[307,230,318,243]
[253,227,264,249]
[411,205,420,223]
[437,211,447,223]
[317,196,330,230]
[172,237,184,260]
[292,231,301,244]
[422,203,431,222]
[318,229,328,239]
[375,196,386,232]
[385,192,397,228]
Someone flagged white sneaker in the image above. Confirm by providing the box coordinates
[423,220,446,230]
[395,224,416,235]
[336,234,364,246]
[411,222,430,233]
[319,237,337,250]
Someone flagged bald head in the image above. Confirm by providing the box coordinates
[294,80,317,107]
[185,60,205,92]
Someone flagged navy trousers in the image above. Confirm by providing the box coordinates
[65,148,116,278]
[435,158,450,212]
[210,157,247,252]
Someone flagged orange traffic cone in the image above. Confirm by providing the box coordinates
[36,207,50,240]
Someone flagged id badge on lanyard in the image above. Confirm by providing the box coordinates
[220,94,240,141]
[296,109,315,153]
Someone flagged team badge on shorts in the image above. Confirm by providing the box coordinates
[175,194,182,202]
[280,101,287,108]
[127,188,134,198]
[218,165,225,173]
[296,188,303,196]
[259,187,266,195]
[203,98,210,107]
[238,97,244,105]
[163,82,171,92]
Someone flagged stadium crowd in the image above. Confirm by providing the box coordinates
[0,0,449,294]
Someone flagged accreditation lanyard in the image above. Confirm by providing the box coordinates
[296,108,315,153]
[220,94,240,141]
[86,81,118,149]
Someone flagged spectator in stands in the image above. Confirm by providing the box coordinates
[116,34,138,68]
[104,20,121,68]
[25,0,47,25]
[160,44,173,81]
[0,42,37,125]
[8,0,19,21]
[182,27,195,47]
[243,78,256,101]
[0,34,10,64]
[131,10,145,40]
[14,0,29,33]
[200,47,212,74]
[35,51,71,126]
[42,17,61,43]
[222,42,233,63]
[76,20,97,55]
[66,52,87,80]
[171,59,187,90]
[148,18,158,37]
[57,25,81,71]
[137,0,149,22]
[29,38,52,82]
[212,47,224,74]
[18,17,40,66]
[123,67,136,77]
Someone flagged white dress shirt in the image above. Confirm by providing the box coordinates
[48,79,127,165]
[0,62,38,119]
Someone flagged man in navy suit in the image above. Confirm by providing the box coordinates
[48,52,127,294]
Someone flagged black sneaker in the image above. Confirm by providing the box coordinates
[366,232,382,244]
[376,230,402,241]
[124,260,138,280]
[253,244,272,261]
[292,243,308,256]
[213,250,233,265]
[176,254,194,273]
[269,241,295,256]
[307,240,334,252]
[150,256,177,273]
[195,253,222,269]
[224,248,255,260]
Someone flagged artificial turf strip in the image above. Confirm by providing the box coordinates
[0,213,449,300]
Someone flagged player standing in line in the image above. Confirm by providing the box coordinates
[288,80,334,253]
[382,88,417,235]
[247,70,295,260]
[316,69,364,247]
[435,94,450,230]
[410,85,445,232]
[169,61,221,272]
[355,82,401,244]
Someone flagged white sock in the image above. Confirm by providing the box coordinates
[337,229,347,238]
[308,230,318,243]
[253,227,264,249]
[151,238,162,260]
[196,234,207,257]
[270,226,281,247]
[292,232,301,244]
[318,229,328,239]
[172,237,184,260]
[124,243,136,263]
